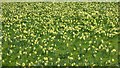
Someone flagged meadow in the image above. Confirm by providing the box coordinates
[1,2,119,66]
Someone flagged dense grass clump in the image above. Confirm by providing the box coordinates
[2,2,119,66]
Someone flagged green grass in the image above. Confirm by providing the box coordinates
[1,2,119,66]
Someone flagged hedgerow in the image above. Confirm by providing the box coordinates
[1,2,119,66]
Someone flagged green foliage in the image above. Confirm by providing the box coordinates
[2,2,119,66]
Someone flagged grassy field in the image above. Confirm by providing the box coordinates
[1,2,119,66]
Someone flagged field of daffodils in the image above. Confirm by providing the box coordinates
[1,2,119,66]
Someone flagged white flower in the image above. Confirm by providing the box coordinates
[73,48,76,50]
[44,57,48,61]
[66,43,69,47]
[34,39,38,44]
[44,62,48,66]
[83,36,85,40]
[111,49,116,52]
[64,63,66,66]
[112,59,114,62]
[19,51,22,55]
[79,44,81,46]
[22,23,26,26]
[17,56,20,58]
[10,50,13,53]
[71,63,75,66]
[16,62,20,65]
[30,62,34,65]
[82,55,85,57]
[88,48,91,51]
[34,51,37,54]
[94,51,97,53]
[99,45,102,49]
[40,46,43,49]
[50,58,53,60]
[78,57,81,60]
[57,58,60,62]
[28,63,31,66]
[84,48,86,51]
[85,59,88,62]
[92,46,95,48]
[22,63,25,66]
[108,60,111,63]
[100,58,102,60]
[106,49,109,52]
[70,53,73,56]
[29,53,31,56]
[101,40,104,43]
[93,54,96,57]
[31,33,35,37]
[53,48,56,51]
[7,53,9,56]
[57,64,60,66]
[93,64,96,66]
[2,60,4,63]
[68,56,73,60]
[35,60,38,63]
[95,48,98,50]
[0,42,1,45]
[0,56,2,60]
[46,50,48,54]
[48,47,53,50]
[23,51,27,54]
[23,30,27,33]
[37,57,40,60]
